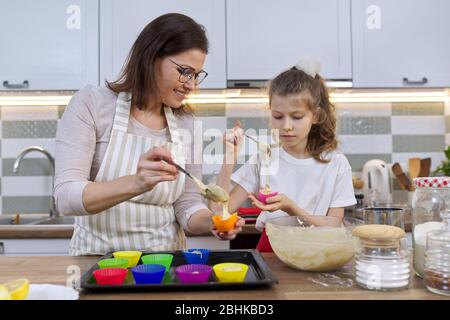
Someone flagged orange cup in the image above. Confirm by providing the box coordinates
[212,213,238,232]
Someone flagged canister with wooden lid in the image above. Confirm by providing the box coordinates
[352,224,411,291]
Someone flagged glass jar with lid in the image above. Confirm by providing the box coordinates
[352,224,411,291]
[424,209,450,296]
[412,177,450,277]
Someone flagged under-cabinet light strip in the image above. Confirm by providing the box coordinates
[0,92,449,106]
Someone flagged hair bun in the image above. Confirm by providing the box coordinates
[294,57,322,78]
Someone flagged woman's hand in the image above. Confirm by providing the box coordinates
[133,146,179,194]
[248,193,296,214]
[223,121,244,165]
[210,216,246,240]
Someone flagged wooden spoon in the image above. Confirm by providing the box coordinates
[408,158,421,181]
[418,158,431,177]
[392,163,412,191]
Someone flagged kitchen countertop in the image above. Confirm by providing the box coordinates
[0,253,447,300]
[0,221,260,239]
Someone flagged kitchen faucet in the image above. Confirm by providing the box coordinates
[13,146,58,218]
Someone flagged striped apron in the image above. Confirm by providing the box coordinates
[69,92,187,256]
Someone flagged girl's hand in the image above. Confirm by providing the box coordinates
[223,121,244,165]
[133,146,179,194]
[248,193,295,214]
[210,216,245,240]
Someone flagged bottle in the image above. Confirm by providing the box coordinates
[423,209,450,296]
[411,177,450,277]
[352,224,411,291]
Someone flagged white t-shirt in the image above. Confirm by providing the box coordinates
[231,147,356,230]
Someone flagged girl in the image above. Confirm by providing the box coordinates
[211,58,356,252]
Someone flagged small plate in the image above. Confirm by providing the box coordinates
[26,284,79,300]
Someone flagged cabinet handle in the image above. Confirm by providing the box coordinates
[3,80,29,89]
[0,242,4,255]
[402,77,428,85]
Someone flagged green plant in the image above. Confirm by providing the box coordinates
[434,145,450,176]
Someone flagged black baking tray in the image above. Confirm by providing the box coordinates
[80,249,278,292]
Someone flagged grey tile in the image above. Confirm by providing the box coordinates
[2,120,57,139]
[191,104,226,117]
[202,174,216,185]
[393,135,445,152]
[392,102,444,116]
[2,196,52,214]
[2,158,52,176]
[58,106,66,118]
[197,117,227,133]
[226,104,270,118]
[227,117,270,132]
[446,116,450,133]
[345,154,392,172]
[338,117,391,135]
[203,138,223,156]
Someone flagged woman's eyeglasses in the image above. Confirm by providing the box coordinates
[168,58,208,85]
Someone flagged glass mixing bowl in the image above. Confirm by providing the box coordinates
[266,215,359,272]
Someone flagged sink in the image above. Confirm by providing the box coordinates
[32,216,75,225]
[0,215,75,226]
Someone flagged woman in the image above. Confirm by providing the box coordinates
[54,13,244,256]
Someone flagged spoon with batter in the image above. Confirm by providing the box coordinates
[165,160,231,218]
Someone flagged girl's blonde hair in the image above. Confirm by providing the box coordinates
[268,67,338,163]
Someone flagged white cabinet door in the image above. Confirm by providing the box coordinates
[186,237,229,250]
[100,0,226,89]
[352,0,450,87]
[0,0,99,91]
[226,0,352,81]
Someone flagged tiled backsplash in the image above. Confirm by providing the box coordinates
[0,100,448,214]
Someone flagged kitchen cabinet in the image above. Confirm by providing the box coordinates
[100,0,226,88]
[0,239,71,256]
[226,0,352,83]
[0,238,227,256]
[0,0,99,91]
[351,0,450,87]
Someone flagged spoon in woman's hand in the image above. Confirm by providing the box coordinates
[163,160,230,204]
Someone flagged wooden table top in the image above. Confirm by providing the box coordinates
[0,253,448,300]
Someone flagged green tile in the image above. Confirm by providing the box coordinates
[393,135,445,152]
[345,154,392,172]
[392,102,444,116]
[2,196,52,214]
[2,158,52,176]
[338,117,391,135]
[2,120,57,139]
[191,104,226,117]
[446,116,450,133]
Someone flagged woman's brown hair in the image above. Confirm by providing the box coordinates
[106,13,209,115]
[269,67,338,163]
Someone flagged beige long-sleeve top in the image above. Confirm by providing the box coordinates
[54,85,208,233]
